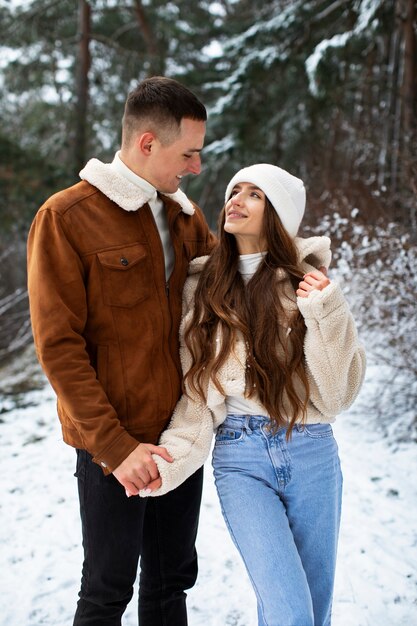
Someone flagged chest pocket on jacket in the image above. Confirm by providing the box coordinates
[97,243,151,307]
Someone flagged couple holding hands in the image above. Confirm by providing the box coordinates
[28,76,365,626]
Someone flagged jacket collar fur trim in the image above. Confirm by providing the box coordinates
[79,158,195,215]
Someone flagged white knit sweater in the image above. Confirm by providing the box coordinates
[141,235,366,497]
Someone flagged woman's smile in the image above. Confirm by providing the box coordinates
[227,209,247,219]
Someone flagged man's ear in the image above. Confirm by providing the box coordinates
[137,132,155,156]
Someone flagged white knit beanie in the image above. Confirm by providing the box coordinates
[224,163,306,237]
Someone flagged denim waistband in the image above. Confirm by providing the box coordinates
[225,413,303,433]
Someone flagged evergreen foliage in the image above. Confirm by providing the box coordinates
[0,0,415,433]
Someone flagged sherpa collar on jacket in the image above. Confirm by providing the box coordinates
[185,235,332,277]
[79,158,195,215]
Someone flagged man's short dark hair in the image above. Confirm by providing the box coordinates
[122,76,207,146]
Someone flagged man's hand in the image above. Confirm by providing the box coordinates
[113,443,173,496]
[296,266,330,298]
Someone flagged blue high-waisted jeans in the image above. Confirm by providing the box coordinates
[212,415,343,626]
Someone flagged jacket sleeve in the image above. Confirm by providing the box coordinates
[297,281,366,417]
[140,392,215,497]
[27,208,139,472]
[140,268,215,497]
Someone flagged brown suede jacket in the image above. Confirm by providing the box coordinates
[27,158,216,473]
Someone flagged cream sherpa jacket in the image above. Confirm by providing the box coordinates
[142,236,366,497]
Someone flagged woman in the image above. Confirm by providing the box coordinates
[138,163,366,626]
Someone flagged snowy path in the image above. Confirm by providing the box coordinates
[0,370,416,626]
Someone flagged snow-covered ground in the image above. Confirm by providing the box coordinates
[0,354,416,626]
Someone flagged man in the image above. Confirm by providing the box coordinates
[27,76,216,626]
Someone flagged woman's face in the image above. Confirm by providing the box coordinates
[224,182,267,253]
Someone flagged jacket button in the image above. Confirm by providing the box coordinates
[120,257,129,266]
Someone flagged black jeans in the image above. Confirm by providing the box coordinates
[73,449,203,626]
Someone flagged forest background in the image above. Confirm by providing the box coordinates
[0,0,416,441]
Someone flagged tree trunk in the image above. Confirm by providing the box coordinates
[74,0,91,177]
[401,0,416,134]
[382,20,401,197]
[400,0,416,230]
[132,0,162,76]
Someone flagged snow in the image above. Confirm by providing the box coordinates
[305,0,384,97]
[305,34,350,97]
[0,357,416,626]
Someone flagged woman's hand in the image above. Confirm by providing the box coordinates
[296,266,330,298]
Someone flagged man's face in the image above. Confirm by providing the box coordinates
[147,118,205,193]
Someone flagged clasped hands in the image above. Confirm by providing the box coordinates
[113,442,172,498]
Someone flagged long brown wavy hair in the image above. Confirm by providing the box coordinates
[184,197,310,437]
